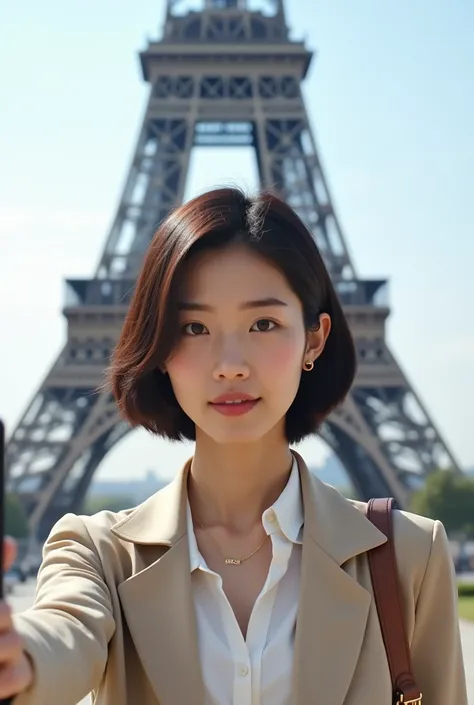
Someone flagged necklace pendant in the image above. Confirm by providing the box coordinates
[225,557,242,565]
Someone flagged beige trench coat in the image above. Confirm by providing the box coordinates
[12,453,467,705]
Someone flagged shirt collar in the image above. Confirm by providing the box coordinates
[263,455,303,545]
[187,502,203,572]
[186,455,304,572]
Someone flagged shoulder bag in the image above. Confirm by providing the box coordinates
[366,498,423,705]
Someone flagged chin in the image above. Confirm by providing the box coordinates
[209,429,267,445]
[201,419,279,446]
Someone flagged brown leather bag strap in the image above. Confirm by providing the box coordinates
[366,498,423,705]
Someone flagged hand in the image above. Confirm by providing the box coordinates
[0,538,33,698]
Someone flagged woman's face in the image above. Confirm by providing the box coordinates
[165,245,330,446]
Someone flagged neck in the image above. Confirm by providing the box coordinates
[188,431,293,532]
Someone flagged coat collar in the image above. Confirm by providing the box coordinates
[110,450,386,566]
[110,451,387,705]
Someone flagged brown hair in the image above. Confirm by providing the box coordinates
[108,187,356,443]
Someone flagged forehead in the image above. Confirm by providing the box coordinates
[179,245,297,303]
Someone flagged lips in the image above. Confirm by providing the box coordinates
[210,392,258,405]
[209,393,261,417]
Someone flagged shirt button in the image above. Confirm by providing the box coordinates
[239,665,249,677]
[267,511,276,522]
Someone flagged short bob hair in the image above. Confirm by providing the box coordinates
[109,187,356,444]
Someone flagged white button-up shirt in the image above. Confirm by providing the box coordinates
[186,458,303,705]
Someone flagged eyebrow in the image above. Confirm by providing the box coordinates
[177,297,288,312]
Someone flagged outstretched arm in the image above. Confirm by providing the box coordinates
[12,514,115,705]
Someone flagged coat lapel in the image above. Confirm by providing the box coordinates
[110,460,205,705]
[291,452,387,705]
[109,452,387,705]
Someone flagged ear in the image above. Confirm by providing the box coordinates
[303,313,331,366]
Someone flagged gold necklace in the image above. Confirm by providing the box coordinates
[196,518,269,566]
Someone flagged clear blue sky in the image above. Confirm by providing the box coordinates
[0,0,473,483]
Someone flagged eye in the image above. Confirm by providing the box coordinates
[182,322,209,336]
[250,319,277,333]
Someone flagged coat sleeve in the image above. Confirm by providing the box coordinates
[410,519,468,705]
[12,513,116,705]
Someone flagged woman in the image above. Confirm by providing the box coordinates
[0,188,467,705]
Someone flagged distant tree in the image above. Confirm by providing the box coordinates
[337,485,359,500]
[410,470,474,539]
[82,495,135,515]
[5,493,29,539]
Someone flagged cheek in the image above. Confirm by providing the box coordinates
[166,343,204,386]
[259,334,304,376]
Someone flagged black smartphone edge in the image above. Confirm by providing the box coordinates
[0,419,5,601]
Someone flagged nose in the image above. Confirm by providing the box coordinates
[212,339,250,381]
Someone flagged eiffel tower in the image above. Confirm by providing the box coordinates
[6,0,461,542]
